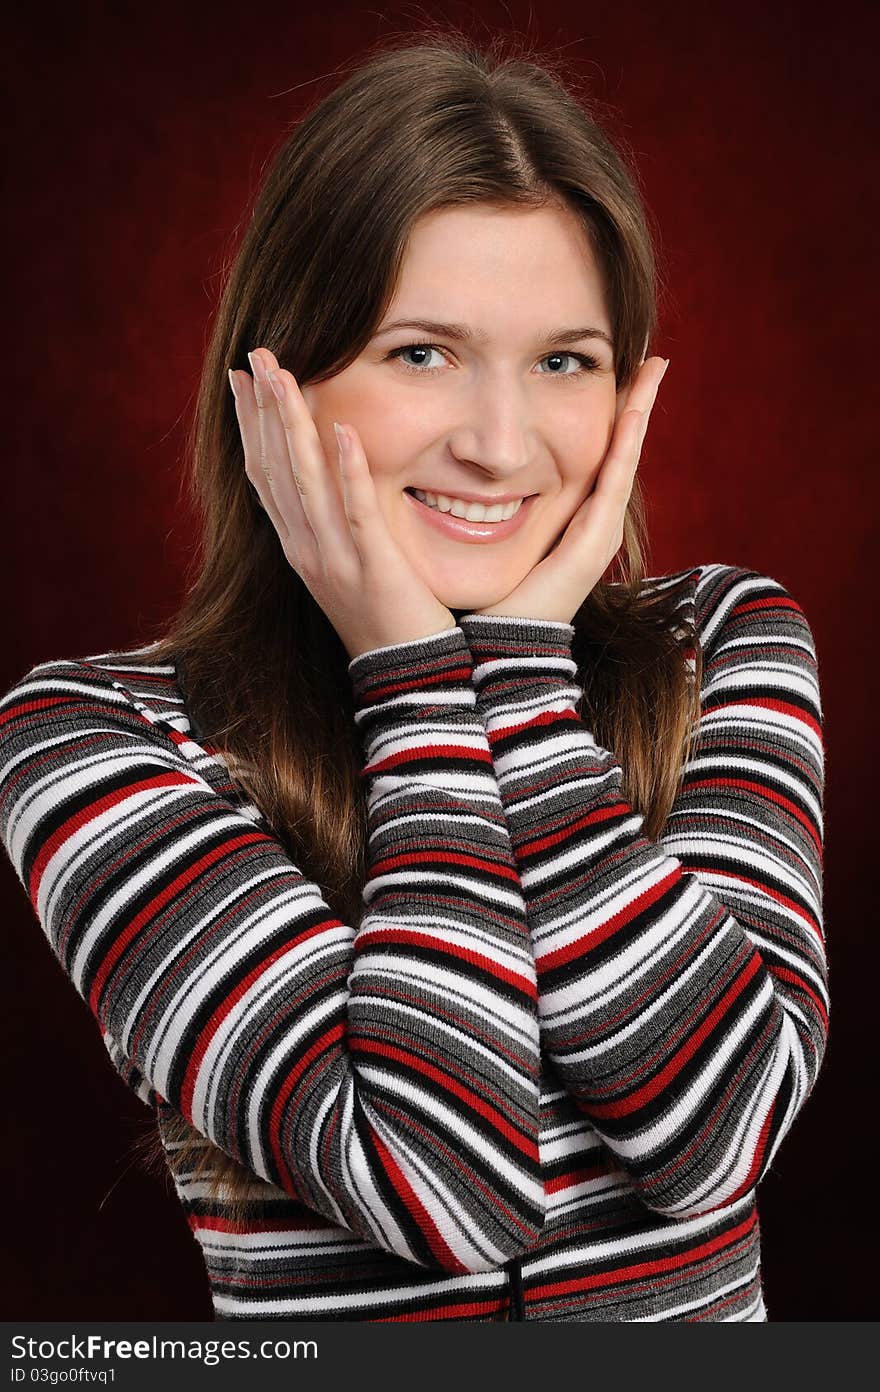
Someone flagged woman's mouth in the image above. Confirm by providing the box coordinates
[403,488,538,543]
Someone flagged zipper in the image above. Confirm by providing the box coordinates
[506,1257,526,1321]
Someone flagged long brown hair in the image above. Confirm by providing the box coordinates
[128,25,703,1224]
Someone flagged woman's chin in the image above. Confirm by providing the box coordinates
[425,568,528,618]
[445,596,506,620]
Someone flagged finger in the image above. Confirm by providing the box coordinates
[248,349,311,536]
[609,357,668,469]
[535,358,668,591]
[555,406,645,574]
[264,361,353,552]
[636,358,668,440]
[230,368,291,540]
[590,405,647,515]
[614,356,666,434]
[334,421,396,564]
[627,355,669,411]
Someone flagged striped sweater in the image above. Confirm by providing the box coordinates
[0,562,827,1321]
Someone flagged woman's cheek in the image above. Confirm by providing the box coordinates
[566,449,605,509]
[578,417,614,491]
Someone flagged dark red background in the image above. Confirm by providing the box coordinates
[2,0,874,1320]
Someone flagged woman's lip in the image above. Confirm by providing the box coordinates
[403,490,538,543]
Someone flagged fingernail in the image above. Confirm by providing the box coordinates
[227,369,239,400]
[247,350,263,378]
[660,358,670,380]
[333,421,348,451]
[267,370,284,403]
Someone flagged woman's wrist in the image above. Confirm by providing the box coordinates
[458,612,575,643]
[348,623,474,714]
[457,612,578,709]
[345,617,459,667]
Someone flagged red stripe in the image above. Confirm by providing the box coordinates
[583,934,750,1098]
[516,797,628,858]
[735,595,801,618]
[529,1210,758,1299]
[368,1126,469,1272]
[546,1163,608,1194]
[86,833,275,1020]
[30,769,206,909]
[487,707,575,743]
[190,1212,339,1234]
[536,866,682,973]
[586,952,764,1118]
[365,741,494,774]
[770,964,829,1027]
[715,694,822,741]
[685,774,821,857]
[352,1036,535,1157]
[0,692,73,730]
[357,925,537,998]
[373,1297,508,1322]
[361,664,473,702]
[370,847,521,885]
[703,865,823,942]
[265,1021,347,1193]
[723,1096,777,1205]
[177,928,342,1131]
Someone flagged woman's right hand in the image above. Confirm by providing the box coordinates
[229,347,457,662]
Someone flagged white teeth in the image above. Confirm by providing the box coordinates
[410,489,524,522]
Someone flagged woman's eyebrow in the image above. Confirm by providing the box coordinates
[373,318,614,349]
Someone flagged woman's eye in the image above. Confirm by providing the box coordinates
[385,343,602,379]
[389,343,448,373]
[536,351,601,377]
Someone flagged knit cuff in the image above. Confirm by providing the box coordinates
[457,613,578,708]
[346,626,478,762]
[348,624,474,711]
[347,626,489,789]
[458,613,575,657]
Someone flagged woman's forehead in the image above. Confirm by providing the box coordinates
[385,205,612,340]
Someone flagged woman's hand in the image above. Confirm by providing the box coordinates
[230,347,457,662]
[468,355,670,624]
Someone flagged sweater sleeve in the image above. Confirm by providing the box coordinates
[457,564,827,1219]
[0,626,545,1272]
[100,1023,162,1111]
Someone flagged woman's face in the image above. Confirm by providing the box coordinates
[301,202,625,615]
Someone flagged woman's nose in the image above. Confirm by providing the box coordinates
[446,416,533,480]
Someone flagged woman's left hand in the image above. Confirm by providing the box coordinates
[468,355,669,624]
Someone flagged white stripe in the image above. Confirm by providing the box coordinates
[356,1062,544,1205]
[519,1191,755,1275]
[212,1269,507,1316]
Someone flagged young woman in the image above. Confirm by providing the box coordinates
[0,30,826,1322]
